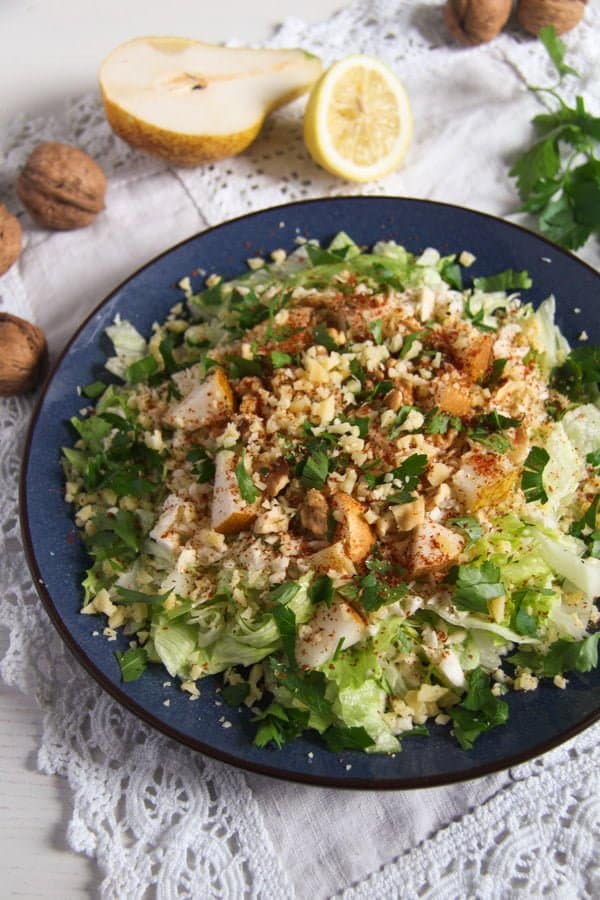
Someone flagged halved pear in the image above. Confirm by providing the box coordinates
[99,37,322,166]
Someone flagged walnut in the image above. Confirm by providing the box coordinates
[517,0,587,35]
[444,0,512,44]
[0,204,22,276]
[17,142,107,230]
[265,460,290,497]
[299,489,330,538]
[0,313,48,396]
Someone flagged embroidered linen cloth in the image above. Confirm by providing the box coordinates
[1,2,599,896]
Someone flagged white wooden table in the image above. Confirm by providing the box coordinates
[0,2,341,894]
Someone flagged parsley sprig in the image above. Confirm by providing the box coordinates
[509,27,600,250]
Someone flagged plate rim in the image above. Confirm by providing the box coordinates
[19,195,600,790]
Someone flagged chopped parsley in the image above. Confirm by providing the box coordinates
[509,633,600,678]
[322,725,375,752]
[299,448,330,490]
[521,446,550,503]
[551,346,600,402]
[115,647,148,683]
[221,683,251,706]
[448,668,509,750]
[235,450,260,503]
[270,350,293,368]
[368,318,384,345]
[309,574,334,606]
[451,561,505,614]
[472,269,532,293]
[187,446,216,483]
[273,605,297,665]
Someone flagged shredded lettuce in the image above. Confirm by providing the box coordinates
[522,295,570,374]
[105,318,148,379]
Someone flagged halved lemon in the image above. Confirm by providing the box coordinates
[303,54,413,183]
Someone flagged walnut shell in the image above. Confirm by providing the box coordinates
[517,0,587,35]
[444,0,513,44]
[0,313,48,396]
[17,142,107,230]
[0,204,23,276]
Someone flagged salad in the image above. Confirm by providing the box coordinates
[63,232,600,754]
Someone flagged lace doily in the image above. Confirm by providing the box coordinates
[2,2,600,897]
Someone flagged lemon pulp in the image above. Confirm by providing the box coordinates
[304,54,413,183]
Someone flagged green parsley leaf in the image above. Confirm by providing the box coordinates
[306,244,344,266]
[81,380,107,399]
[268,581,301,606]
[115,647,148,683]
[322,725,375,752]
[467,411,521,453]
[339,570,407,612]
[158,333,180,374]
[252,703,310,749]
[440,260,463,290]
[346,416,370,438]
[221,683,251,706]
[114,586,171,606]
[187,446,216,483]
[235,450,259,503]
[510,587,554,637]
[268,660,333,718]
[510,138,560,201]
[538,25,580,80]
[521,446,550,503]
[270,350,293,368]
[509,633,600,678]
[69,414,112,454]
[273,606,297,665]
[424,407,463,435]
[377,452,428,504]
[313,323,338,351]
[452,562,504,614]
[89,509,142,560]
[565,160,600,230]
[299,448,330,490]
[349,357,367,388]
[368,319,384,345]
[359,573,408,612]
[551,345,600,402]
[569,495,600,558]
[482,358,508,387]
[387,405,418,438]
[402,725,430,738]
[468,430,510,454]
[447,516,484,547]
[126,355,159,384]
[538,191,591,249]
[309,574,334,606]
[473,411,521,431]
[473,269,532,292]
[225,356,264,378]
[448,667,509,750]
[586,450,600,469]
[398,331,426,359]
[99,466,156,498]
[362,379,393,402]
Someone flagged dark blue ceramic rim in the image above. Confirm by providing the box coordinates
[20,196,600,789]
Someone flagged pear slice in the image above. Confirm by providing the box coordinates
[99,37,322,166]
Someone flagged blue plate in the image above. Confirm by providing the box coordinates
[21,197,600,788]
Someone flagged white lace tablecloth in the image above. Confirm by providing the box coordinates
[2,2,600,897]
